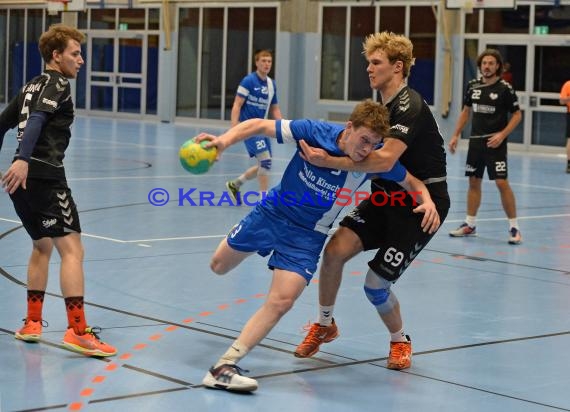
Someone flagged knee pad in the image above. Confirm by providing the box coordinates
[364,268,397,314]
[257,158,272,175]
[364,286,397,314]
[259,158,272,170]
[364,286,390,306]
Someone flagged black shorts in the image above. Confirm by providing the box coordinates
[465,137,508,180]
[9,178,81,240]
[339,194,449,282]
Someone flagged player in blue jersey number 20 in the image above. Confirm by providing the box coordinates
[194,99,441,392]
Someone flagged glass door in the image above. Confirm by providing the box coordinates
[87,32,146,115]
[482,38,570,149]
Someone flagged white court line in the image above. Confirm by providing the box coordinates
[66,173,570,194]
[66,171,570,193]
[82,233,128,243]
[444,213,570,224]
[0,218,223,245]
[0,217,20,224]
[0,218,128,243]
[123,213,570,243]
[446,175,570,193]
[67,170,285,182]
[3,214,569,245]
[123,234,226,243]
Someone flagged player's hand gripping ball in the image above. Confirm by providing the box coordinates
[178,137,217,174]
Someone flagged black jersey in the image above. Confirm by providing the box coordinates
[464,78,519,137]
[371,86,449,203]
[9,70,73,179]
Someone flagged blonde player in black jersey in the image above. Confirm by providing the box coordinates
[295,31,449,371]
[448,49,522,244]
[0,24,116,356]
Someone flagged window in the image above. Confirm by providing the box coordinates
[177,6,278,120]
[321,7,346,100]
[8,9,25,100]
[177,8,199,117]
[409,6,437,105]
[0,10,7,103]
[348,7,374,101]
[225,8,250,119]
[483,6,530,34]
[200,8,224,119]
[320,3,436,105]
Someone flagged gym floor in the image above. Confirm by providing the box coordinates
[1,116,569,412]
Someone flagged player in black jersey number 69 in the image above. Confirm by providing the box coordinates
[295,31,450,371]
[0,24,116,357]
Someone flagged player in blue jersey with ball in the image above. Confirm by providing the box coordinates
[226,49,282,204]
[195,100,441,392]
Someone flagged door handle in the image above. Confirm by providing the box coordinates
[529,96,537,107]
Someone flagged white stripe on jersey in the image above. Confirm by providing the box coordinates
[313,171,367,234]
[279,120,295,143]
[237,85,250,97]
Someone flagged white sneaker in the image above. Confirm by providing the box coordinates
[508,227,522,245]
[203,363,258,392]
[449,223,476,237]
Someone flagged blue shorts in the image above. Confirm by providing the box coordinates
[244,136,272,158]
[226,205,327,283]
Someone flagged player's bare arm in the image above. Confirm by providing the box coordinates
[299,137,404,172]
[230,95,246,127]
[449,106,471,154]
[196,118,277,158]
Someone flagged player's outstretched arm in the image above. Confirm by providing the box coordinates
[195,118,277,158]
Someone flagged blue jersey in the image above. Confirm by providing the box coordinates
[236,72,278,122]
[260,119,407,234]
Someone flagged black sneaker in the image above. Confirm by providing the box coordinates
[225,181,242,206]
[202,364,258,392]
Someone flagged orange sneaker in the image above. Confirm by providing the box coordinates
[62,326,117,357]
[294,319,339,358]
[387,336,412,370]
[15,319,47,342]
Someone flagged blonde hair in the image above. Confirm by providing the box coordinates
[39,24,85,63]
[349,100,390,137]
[362,31,414,78]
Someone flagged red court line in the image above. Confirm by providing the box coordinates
[65,256,456,409]
[65,288,269,409]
